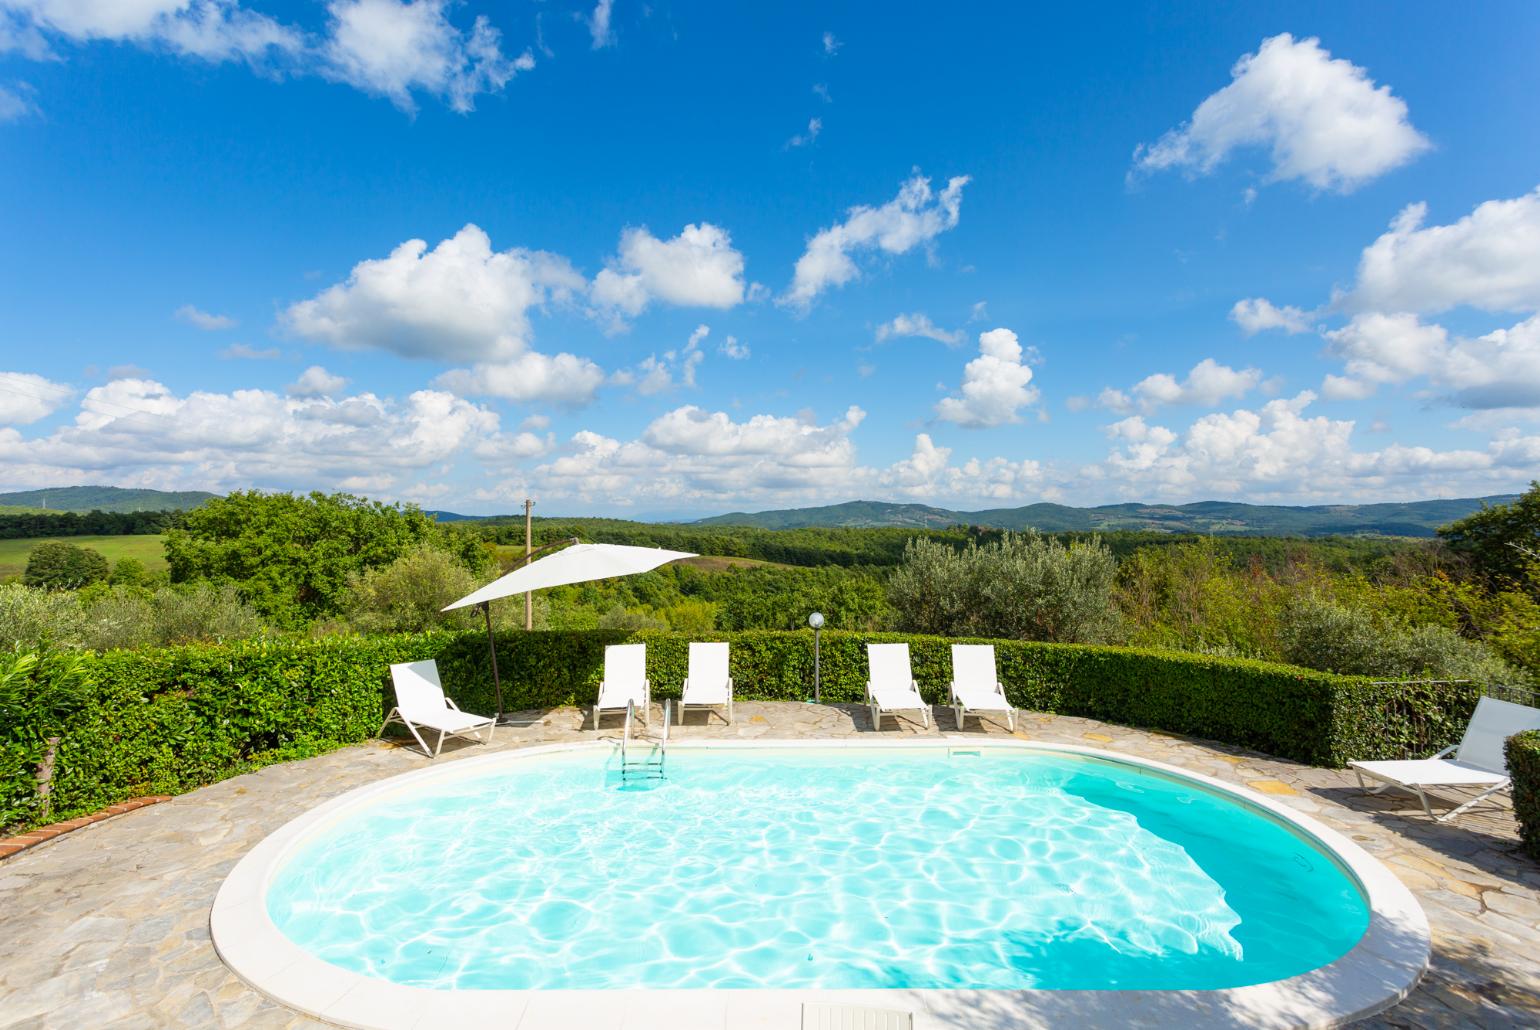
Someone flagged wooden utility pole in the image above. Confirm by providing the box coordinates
[523,498,534,630]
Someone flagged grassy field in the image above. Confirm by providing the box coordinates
[0,534,168,580]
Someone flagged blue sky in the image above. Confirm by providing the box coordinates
[2,1,1538,517]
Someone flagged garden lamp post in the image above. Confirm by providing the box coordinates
[808,611,824,703]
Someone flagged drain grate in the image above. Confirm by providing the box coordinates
[801,1003,913,1030]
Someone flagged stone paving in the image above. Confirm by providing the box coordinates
[1,702,1537,1029]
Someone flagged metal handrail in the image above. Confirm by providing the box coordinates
[620,699,635,766]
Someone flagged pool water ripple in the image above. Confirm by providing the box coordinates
[265,749,1368,991]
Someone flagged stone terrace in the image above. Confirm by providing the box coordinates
[1,703,1537,1029]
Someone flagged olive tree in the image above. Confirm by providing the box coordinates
[888,532,1122,643]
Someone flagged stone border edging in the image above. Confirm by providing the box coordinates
[0,795,173,859]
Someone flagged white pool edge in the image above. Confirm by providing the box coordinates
[210,737,1429,1030]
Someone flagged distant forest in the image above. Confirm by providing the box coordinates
[475,515,1434,574]
[0,510,179,540]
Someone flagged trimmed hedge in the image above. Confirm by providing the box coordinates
[1506,730,1540,860]
[1,629,1482,835]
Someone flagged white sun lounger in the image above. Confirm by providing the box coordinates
[866,643,930,729]
[594,643,650,729]
[949,644,1016,731]
[680,642,733,724]
[1350,695,1540,821]
[382,660,495,758]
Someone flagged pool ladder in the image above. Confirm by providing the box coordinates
[620,698,670,782]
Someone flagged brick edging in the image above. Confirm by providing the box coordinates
[0,796,173,860]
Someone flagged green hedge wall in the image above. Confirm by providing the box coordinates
[1506,730,1540,860]
[1,629,1482,835]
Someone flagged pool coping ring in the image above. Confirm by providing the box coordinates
[210,737,1430,1030]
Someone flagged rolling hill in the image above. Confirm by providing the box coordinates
[0,486,218,513]
[694,496,1518,537]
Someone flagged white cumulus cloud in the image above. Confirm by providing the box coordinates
[0,376,503,492]
[587,0,614,49]
[2,0,302,62]
[1323,312,1540,410]
[786,117,821,149]
[436,351,606,407]
[1094,391,1540,502]
[1099,359,1263,414]
[1133,33,1428,192]
[783,172,970,310]
[1230,297,1312,335]
[0,371,72,425]
[3,0,533,112]
[175,304,236,330]
[284,224,584,363]
[1343,187,1540,315]
[0,81,38,121]
[875,312,964,347]
[934,328,1039,427]
[590,223,747,323]
[322,0,532,113]
[286,365,348,397]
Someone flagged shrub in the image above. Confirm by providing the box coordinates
[23,542,110,590]
[889,533,1122,643]
[1280,594,1524,684]
[151,583,266,644]
[79,588,155,651]
[0,629,1481,835]
[0,583,85,649]
[1506,730,1540,860]
[1279,596,1386,675]
[345,545,482,633]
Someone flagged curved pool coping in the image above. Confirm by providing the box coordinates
[211,737,1429,1030]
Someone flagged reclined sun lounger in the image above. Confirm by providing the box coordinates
[594,643,650,729]
[382,660,495,758]
[1349,695,1540,821]
[949,644,1016,731]
[866,643,930,729]
[679,641,733,724]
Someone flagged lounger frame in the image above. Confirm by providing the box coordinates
[594,643,650,729]
[948,643,1016,732]
[679,641,734,725]
[381,660,496,758]
[1349,695,1540,821]
[865,643,930,729]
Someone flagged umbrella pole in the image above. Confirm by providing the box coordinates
[483,601,505,720]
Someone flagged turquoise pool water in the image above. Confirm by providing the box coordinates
[265,747,1369,991]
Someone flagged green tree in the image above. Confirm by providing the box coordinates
[164,491,491,627]
[889,532,1122,643]
[22,542,110,590]
[1438,482,1540,595]
[107,557,149,587]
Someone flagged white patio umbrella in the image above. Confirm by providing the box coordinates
[443,542,697,719]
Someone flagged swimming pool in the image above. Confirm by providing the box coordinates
[213,739,1429,1028]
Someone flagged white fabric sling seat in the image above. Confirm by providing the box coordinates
[679,642,733,724]
[1349,695,1540,821]
[949,644,1016,732]
[381,660,495,758]
[865,643,930,729]
[594,643,650,729]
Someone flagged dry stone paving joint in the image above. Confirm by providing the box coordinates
[1,702,1536,1029]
